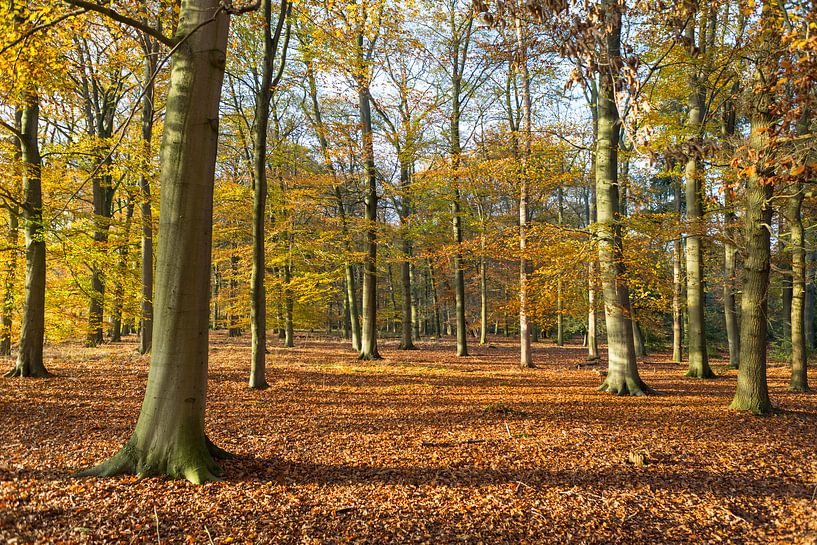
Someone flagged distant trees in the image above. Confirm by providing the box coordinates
[0,0,813,432]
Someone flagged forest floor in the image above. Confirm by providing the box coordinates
[1,334,816,545]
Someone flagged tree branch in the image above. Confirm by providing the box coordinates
[62,0,176,47]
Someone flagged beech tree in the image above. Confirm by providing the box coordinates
[74,0,238,482]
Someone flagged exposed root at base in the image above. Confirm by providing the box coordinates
[728,398,773,416]
[358,352,383,361]
[4,366,51,378]
[74,437,231,484]
[685,367,717,379]
[398,344,418,351]
[598,377,657,397]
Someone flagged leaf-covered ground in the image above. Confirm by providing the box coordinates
[1,335,816,544]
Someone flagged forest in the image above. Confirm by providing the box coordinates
[1,0,816,543]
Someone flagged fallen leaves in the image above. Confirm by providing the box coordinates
[0,334,816,544]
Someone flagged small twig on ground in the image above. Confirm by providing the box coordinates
[204,526,215,545]
[811,483,817,501]
[421,439,486,447]
[153,506,161,545]
[505,423,513,439]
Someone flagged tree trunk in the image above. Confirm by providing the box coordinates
[87,173,114,346]
[586,87,600,361]
[788,187,807,391]
[0,187,19,355]
[111,200,135,342]
[514,16,533,366]
[595,0,650,396]
[358,78,380,360]
[479,250,488,345]
[138,37,157,355]
[633,320,647,358]
[721,87,740,369]
[399,242,416,350]
[730,2,775,414]
[410,263,420,341]
[806,249,816,351]
[75,0,231,482]
[556,186,564,347]
[6,100,48,378]
[249,0,290,386]
[228,255,241,337]
[672,176,684,363]
[587,188,599,360]
[283,261,294,348]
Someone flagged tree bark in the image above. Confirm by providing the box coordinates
[788,185,807,391]
[0,126,20,357]
[75,0,231,481]
[683,72,713,378]
[6,99,48,378]
[672,175,684,363]
[595,0,650,396]
[358,75,380,360]
[730,1,775,415]
[111,200,134,342]
[249,0,289,387]
[138,35,157,355]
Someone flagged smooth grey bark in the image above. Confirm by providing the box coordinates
[6,99,48,378]
[595,0,650,396]
[672,175,684,363]
[586,82,599,361]
[110,200,134,342]
[249,0,290,388]
[0,121,20,357]
[448,6,471,358]
[633,320,647,358]
[787,111,809,392]
[410,263,420,341]
[228,254,242,337]
[682,11,714,378]
[399,236,416,350]
[0,208,18,356]
[806,249,816,350]
[76,0,231,482]
[788,184,808,391]
[514,15,533,367]
[428,258,441,338]
[357,48,380,360]
[556,186,564,348]
[138,33,158,355]
[479,241,488,345]
[283,258,294,348]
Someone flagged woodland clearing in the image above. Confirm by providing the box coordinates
[1,335,816,544]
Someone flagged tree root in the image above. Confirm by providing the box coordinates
[685,366,717,379]
[74,436,232,484]
[4,365,51,378]
[358,351,383,361]
[598,376,657,396]
[398,344,418,351]
[729,395,773,416]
